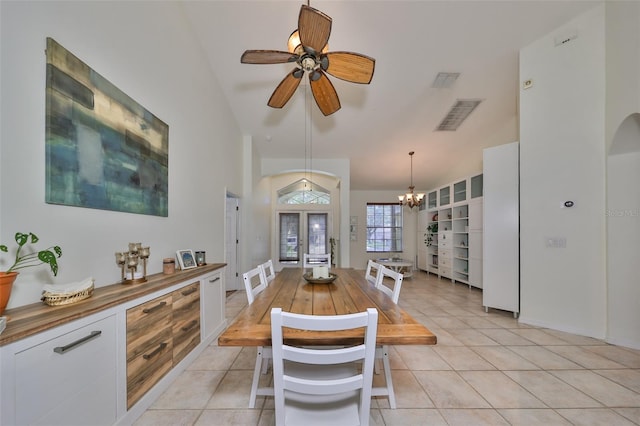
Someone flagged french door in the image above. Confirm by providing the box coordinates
[277,212,328,268]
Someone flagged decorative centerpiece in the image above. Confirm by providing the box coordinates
[0,232,62,315]
[302,266,337,284]
[115,243,150,284]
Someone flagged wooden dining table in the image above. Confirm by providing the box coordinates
[218,267,437,347]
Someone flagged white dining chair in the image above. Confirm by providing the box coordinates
[243,266,268,304]
[375,266,403,304]
[365,259,382,285]
[242,266,273,407]
[372,266,404,409]
[302,253,330,268]
[259,259,276,284]
[270,307,378,426]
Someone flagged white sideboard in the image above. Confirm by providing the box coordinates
[0,264,226,425]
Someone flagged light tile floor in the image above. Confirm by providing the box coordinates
[135,271,640,426]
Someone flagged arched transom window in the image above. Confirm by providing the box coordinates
[277,179,330,205]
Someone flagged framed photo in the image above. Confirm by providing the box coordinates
[176,249,197,270]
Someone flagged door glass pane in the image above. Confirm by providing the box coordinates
[307,213,328,254]
[279,213,299,261]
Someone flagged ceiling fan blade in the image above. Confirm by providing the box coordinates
[298,5,332,54]
[241,50,297,64]
[323,51,375,84]
[309,71,341,116]
[268,70,303,109]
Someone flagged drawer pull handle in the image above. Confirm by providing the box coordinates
[209,277,220,283]
[143,342,168,360]
[53,330,102,354]
[143,301,167,314]
[181,320,198,332]
[181,287,198,296]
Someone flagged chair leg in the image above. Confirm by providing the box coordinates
[249,346,264,408]
[381,345,396,409]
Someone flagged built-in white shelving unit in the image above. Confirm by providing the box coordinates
[418,173,483,288]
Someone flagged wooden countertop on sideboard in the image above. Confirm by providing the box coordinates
[0,263,226,346]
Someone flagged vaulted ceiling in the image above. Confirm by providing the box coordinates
[182,0,598,191]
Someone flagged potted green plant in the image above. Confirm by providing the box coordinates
[0,232,62,315]
[425,223,438,246]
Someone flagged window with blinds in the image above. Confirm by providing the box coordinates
[366,203,403,252]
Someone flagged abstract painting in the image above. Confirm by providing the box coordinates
[45,38,168,216]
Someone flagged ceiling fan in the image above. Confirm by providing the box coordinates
[240,4,375,116]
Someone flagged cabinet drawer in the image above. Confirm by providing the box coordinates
[439,249,451,268]
[438,231,452,248]
[126,294,173,361]
[440,266,452,278]
[438,249,451,259]
[172,282,200,322]
[172,283,201,364]
[15,315,117,425]
[127,294,173,409]
[126,327,173,409]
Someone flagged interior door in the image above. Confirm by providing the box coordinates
[276,212,328,269]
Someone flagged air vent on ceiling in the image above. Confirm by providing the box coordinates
[435,99,483,131]
[431,72,460,89]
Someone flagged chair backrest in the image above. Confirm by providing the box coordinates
[365,259,382,285]
[271,307,378,426]
[242,266,268,304]
[302,253,330,268]
[375,266,404,304]
[259,259,276,284]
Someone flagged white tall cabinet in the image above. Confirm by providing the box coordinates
[483,142,520,316]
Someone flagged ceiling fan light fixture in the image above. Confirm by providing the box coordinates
[288,29,328,54]
[241,4,374,116]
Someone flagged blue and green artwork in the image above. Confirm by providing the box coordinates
[45,38,168,217]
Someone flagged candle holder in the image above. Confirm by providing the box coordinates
[116,242,150,284]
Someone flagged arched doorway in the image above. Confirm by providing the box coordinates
[607,113,640,348]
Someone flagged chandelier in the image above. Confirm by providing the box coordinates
[398,151,425,209]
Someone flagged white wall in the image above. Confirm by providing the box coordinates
[519,5,607,338]
[349,190,417,271]
[0,1,243,307]
[240,135,271,278]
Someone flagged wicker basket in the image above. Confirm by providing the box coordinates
[42,284,94,307]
